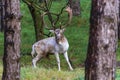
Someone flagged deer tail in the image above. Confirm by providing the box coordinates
[31,45,35,58]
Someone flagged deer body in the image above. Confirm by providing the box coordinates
[32,36,69,56]
[31,29,73,71]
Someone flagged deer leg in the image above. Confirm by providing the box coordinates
[32,54,42,68]
[64,52,73,70]
[54,53,61,71]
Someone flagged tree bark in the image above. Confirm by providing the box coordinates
[2,0,21,80]
[0,0,5,31]
[69,0,80,16]
[22,0,44,41]
[0,0,2,30]
[85,0,118,80]
[118,0,120,40]
[28,6,44,41]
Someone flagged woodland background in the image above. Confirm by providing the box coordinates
[0,0,120,80]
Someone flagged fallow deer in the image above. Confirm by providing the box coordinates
[31,6,73,71]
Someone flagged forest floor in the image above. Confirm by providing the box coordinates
[0,55,119,80]
[0,57,120,80]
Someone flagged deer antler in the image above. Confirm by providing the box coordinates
[65,6,72,25]
[61,6,72,29]
[40,12,52,37]
[41,12,49,30]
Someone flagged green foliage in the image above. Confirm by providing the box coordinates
[0,33,4,55]
[117,41,120,60]
[116,69,120,80]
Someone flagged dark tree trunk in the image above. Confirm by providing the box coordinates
[28,6,44,41]
[0,0,5,31]
[2,0,21,80]
[69,0,80,16]
[22,0,44,41]
[118,0,120,40]
[85,0,118,80]
[0,0,2,31]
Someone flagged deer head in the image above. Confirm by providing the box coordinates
[37,0,73,37]
[50,28,65,44]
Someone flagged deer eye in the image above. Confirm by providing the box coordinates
[55,31,59,34]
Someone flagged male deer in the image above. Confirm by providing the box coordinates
[31,6,73,71]
[31,28,73,71]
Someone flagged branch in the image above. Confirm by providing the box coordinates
[54,5,67,25]
[44,0,55,29]
[42,32,52,37]
[22,0,46,12]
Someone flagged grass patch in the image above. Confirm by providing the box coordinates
[21,67,84,80]
[0,61,120,80]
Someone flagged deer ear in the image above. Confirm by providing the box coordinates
[49,30,54,33]
[62,28,65,32]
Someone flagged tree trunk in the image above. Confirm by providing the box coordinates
[22,0,44,41]
[28,6,44,41]
[85,0,118,80]
[0,0,5,31]
[0,0,2,31]
[69,0,80,16]
[118,0,120,40]
[2,0,21,80]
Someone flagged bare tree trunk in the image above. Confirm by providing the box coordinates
[28,6,44,41]
[0,0,5,31]
[22,0,44,41]
[85,0,118,80]
[69,0,80,16]
[2,0,21,80]
[118,0,120,40]
[0,0,2,30]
